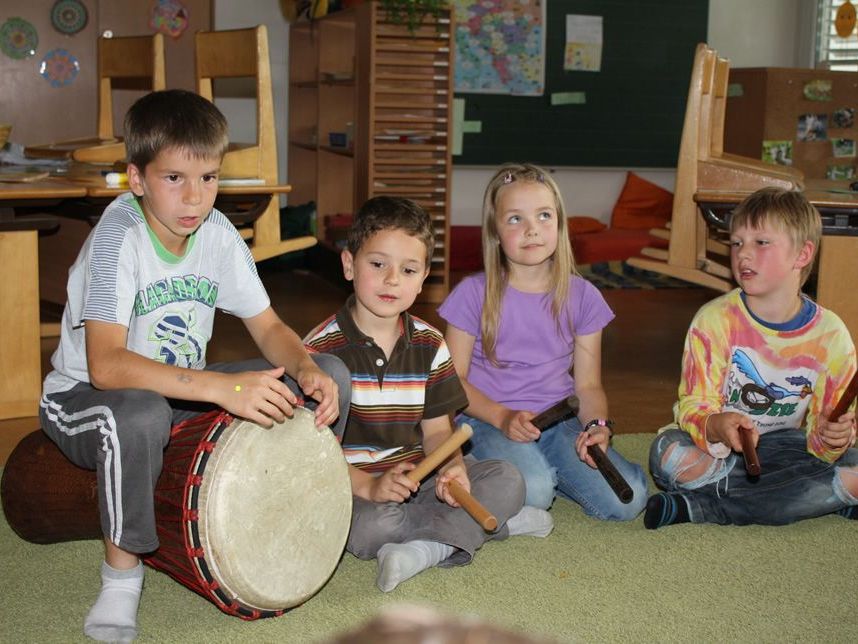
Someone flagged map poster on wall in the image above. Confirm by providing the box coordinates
[453,0,546,96]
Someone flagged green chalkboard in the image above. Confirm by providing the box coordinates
[454,0,709,167]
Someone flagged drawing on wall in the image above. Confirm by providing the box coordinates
[826,163,855,179]
[832,137,856,157]
[803,79,832,101]
[51,0,89,36]
[452,0,546,96]
[150,0,190,39]
[39,48,80,87]
[832,107,855,128]
[797,113,828,141]
[761,140,793,166]
[564,14,602,72]
[0,17,38,60]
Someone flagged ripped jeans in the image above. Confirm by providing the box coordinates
[649,428,858,526]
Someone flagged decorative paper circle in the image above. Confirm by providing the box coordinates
[0,17,38,60]
[836,1,857,37]
[51,0,89,36]
[149,0,190,39]
[40,48,80,88]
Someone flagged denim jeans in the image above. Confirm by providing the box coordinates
[460,414,648,520]
[649,428,858,525]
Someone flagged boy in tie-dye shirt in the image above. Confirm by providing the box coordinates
[645,188,858,528]
[305,197,552,593]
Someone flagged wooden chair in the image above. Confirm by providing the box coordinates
[196,25,316,261]
[627,43,804,291]
[26,34,166,164]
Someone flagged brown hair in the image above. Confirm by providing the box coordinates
[480,163,577,364]
[347,196,434,263]
[729,187,821,286]
[124,89,229,170]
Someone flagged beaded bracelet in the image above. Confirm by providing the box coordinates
[583,418,614,438]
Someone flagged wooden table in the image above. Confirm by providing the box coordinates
[0,179,86,420]
[695,180,858,343]
[0,168,304,420]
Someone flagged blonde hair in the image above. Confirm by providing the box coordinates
[729,187,821,286]
[480,163,577,364]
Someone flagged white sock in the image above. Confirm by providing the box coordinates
[506,506,554,538]
[376,540,455,592]
[84,561,144,643]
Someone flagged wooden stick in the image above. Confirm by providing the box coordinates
[586,445,634,503]
[406,424,498,533]
[739,428,761,477]
[530,396,580,429]
[406,424,473,483]
[530,395,634,503]
[829,370,858,422]
[447,480,498,532]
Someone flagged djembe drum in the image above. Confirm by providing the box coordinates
[1,407,352,619]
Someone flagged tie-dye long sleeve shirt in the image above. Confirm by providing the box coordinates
[675,289,856,462]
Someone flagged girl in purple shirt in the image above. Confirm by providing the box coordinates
[440,163,647,519]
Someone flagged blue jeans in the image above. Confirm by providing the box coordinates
[461,414,647,520]
[649,428,858,525]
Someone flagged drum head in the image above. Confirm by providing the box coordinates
[197,408,351,611]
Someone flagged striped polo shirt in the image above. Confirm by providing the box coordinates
[305,296,468,449]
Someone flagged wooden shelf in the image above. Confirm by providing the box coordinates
[288,1,453,302]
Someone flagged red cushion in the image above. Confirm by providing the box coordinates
[572,229,667,265]
[450,225,483,272]
[568,216,607,235]
[611,172,673,230]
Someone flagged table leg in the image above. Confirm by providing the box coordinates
[817,235,858,344]
[0,229,41,419]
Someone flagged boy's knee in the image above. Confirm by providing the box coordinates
[310,354,351,437]
[348,502,406,558]
[111,391,171,449]
[656,439,721,487]
[836,465,858,501]
[312,353,351,392]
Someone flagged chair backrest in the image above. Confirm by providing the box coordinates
[669,43,804,269]
[194,25,277,183]
[97,33,167,140]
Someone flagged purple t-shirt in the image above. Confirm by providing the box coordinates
[438,272,614,414]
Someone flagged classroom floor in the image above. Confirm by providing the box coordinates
[0,266,717,464]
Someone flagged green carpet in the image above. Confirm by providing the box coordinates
[2,434,856,643]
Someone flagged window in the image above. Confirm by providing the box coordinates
[817,0,858,70]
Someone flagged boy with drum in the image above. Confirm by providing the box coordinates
[305,196,553,593]
[39,89,350,641]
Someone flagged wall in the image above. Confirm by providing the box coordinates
[449,0,817,225]
[212,1,291,206]
[213,0,818,223]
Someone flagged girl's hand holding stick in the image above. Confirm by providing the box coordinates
[531,396,633,504]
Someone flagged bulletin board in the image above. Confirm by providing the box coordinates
[724,67,858,181]
[453,0,709,167]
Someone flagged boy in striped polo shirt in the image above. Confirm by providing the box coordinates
[306,196,552,592]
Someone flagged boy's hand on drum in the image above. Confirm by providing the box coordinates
[706,411,758,453]
[221,367,298,428]
[369,462,418,503]
[435,463,470,507]
[295,361,340,428]
[575,425,610,468]
[500,409,541,442]
[819,410,857,450]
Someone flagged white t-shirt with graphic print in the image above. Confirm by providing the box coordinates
[43,193,270,395]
